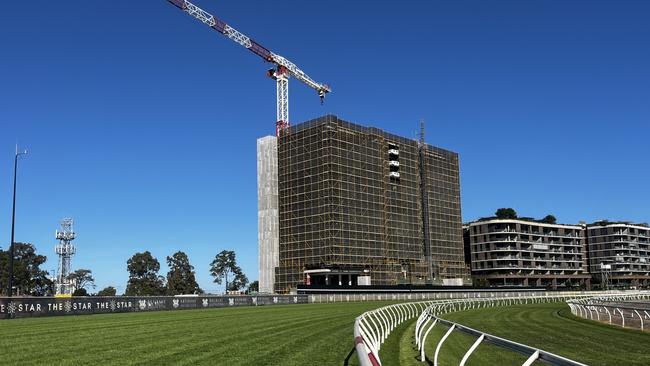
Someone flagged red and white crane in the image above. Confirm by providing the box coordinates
[167,0,331,136]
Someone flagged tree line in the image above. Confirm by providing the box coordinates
[124,249,252,296]
[0,244,258,297]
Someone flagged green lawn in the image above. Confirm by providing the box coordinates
[392,302,650,366]
[4,301,646,366]
[0,302,391,366]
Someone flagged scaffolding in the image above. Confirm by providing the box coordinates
[273,115,466,293]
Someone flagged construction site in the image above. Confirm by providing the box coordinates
[163,0,468,294]
[259,116,468,293]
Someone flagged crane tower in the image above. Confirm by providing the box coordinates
[166,0,331,136]
[55,218,76,296]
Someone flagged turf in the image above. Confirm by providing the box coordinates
[0,302,392,366]
[394,302,650,366]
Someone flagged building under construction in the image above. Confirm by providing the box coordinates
[259,115,467,293]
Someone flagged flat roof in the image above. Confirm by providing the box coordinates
[468,218,583,230]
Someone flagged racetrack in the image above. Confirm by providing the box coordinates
[393,302,650,366]
[0,302,391,366]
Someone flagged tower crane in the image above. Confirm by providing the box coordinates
[167,0,331,136]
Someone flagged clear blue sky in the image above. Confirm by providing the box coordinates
[1,1,649,293]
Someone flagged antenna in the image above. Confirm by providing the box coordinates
[55,218,77,296]
[419,119,425,146]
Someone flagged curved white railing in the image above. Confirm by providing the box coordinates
[567,291,650,331]
[354,301,432,366]
[354,291,611,366]
[415,295,591,366]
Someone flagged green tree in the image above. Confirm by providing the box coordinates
[210,250,245,293]
[248,280,259,294]
[125,251,166,296]
[72,288,89,296]
[166,251,203,295]
[495,208,518,219]
[68,269,95,292]
[0,243,53,296]
[227,268,249,292]
[540,214,557,224]
[96,286,117,296]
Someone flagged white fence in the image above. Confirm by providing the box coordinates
[354,291,615,366]
[414,295,590,366]
[310,290,552,304]
[567,292,650,331]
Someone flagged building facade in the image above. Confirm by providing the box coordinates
[257,136,279,294]
[586,222,650,288]
[271,115,467,293]
[467,219,590,289]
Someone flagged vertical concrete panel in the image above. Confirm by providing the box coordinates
[257,136,279,293]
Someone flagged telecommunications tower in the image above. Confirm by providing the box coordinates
[55,218,76,296]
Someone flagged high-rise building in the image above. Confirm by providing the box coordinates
[265,115,466,293]
[466,219,590,289]
[586,221,650,288]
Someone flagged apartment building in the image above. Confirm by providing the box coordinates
[586,221,650,288]
[467,219,590,289]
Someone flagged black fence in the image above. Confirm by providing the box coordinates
[0,295,308,319]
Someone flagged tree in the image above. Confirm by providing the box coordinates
[248,280,259,294]
[495,208,517,219]
[210,250,245,293]
[166,251,203,295]
[125,251,166,296]
[97,286,117,296]
[72,288,89,296]
[68,269,95,292]
[227,268,249,292]
[0,242,53,296]
[540,215,557,224]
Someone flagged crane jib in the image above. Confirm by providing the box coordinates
[168,0,272,62]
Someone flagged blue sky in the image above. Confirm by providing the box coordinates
[1,1,649,293]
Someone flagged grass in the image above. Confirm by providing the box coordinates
[4,301,647,366]
[0,302,393,366]
[394,302,650,366]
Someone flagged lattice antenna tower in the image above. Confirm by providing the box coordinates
[55,218,76,295]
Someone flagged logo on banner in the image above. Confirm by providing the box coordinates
[139,300,147,310]
[172,299,180,309]
[202,299,208,308]
[7,302,17,315]
[228,298,234,306]
[273,297,278,304]
[64,301,72,313]
[293,296,298,303]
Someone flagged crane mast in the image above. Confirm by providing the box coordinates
[167,0,331,136]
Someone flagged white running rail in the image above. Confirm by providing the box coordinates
[354,291,622,366]
[567,291,650,331]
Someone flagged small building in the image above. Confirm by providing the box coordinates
[586,221,650,288]
[466,219,590,289]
